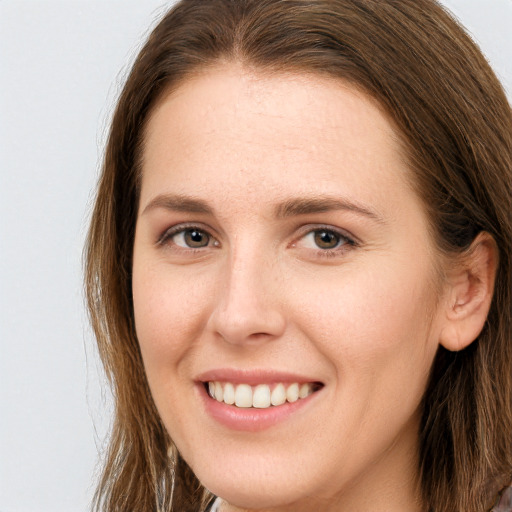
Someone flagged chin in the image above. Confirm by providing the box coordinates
[203,476,304,510]
[187,447,328,511]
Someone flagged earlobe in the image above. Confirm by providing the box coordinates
[439,232,498,352]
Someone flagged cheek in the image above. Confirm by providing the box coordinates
[132,261,214,374]
[294,257,440,394]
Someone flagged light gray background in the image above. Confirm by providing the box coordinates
[1,1,511,511]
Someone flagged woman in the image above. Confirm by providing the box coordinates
[85,1,512,511]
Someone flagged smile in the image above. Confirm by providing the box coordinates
[206,381,322,409]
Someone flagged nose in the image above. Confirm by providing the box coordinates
[207,245,287,346]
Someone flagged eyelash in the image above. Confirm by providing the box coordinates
[156,224,357,258]
[157,223,219,252]
[292,225,357,259]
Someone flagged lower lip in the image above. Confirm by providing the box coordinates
[198,384,320,432]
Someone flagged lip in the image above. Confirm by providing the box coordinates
[196,368,321,386]
[195,368,324,432]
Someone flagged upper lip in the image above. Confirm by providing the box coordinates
[196,368,323,386]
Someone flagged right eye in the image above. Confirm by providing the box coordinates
[158,225,219,250]
[173,228,211,248]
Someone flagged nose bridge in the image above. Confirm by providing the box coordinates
[209,236,285,344]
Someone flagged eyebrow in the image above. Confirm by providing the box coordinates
[274,196,385,224]
[142,194,214,216]
[141,193,384,224]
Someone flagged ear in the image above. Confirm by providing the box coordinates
[439,232,498,352]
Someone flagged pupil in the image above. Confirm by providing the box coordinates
[186,229,208,247]
[315,230,339,249]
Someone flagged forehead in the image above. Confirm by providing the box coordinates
[140,63,416,224]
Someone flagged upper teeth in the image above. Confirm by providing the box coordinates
[207,381,314,408]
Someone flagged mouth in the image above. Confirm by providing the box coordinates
[203,381,324,409]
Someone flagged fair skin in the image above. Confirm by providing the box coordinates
[132,64,495,512]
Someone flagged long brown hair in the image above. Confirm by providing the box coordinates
[85,1,512,511]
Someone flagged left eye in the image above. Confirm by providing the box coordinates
[172,228,211,248]
[301,229,348,250]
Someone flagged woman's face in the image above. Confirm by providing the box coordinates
[132,65,449,511]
